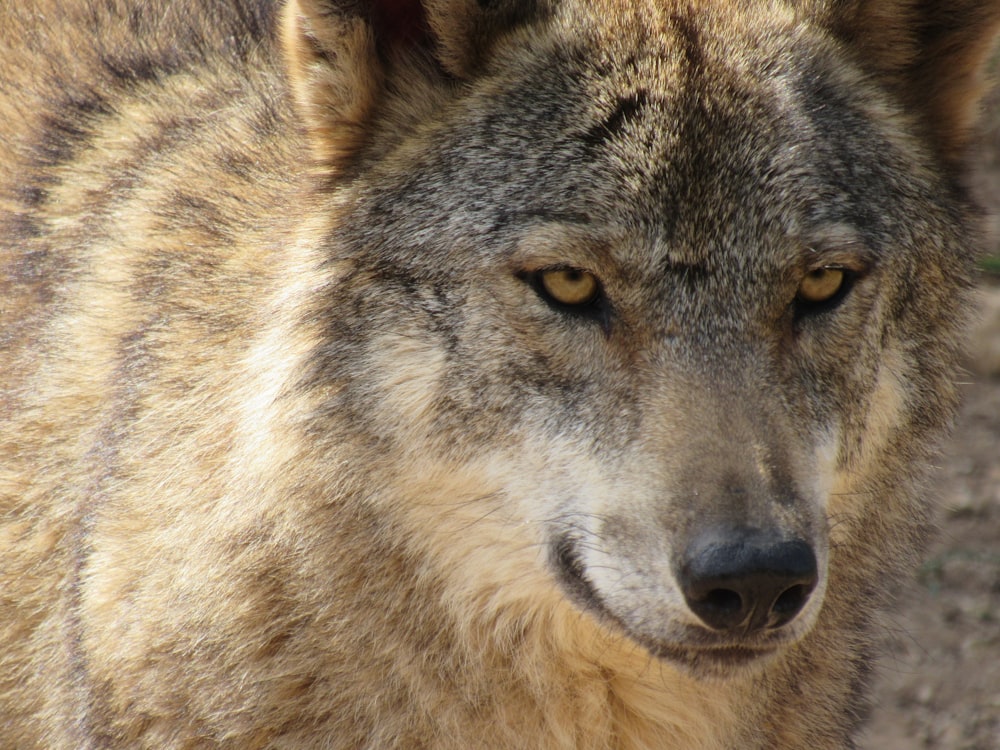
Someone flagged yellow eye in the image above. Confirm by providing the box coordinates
[539,268,600,306]
[797,268,845,304]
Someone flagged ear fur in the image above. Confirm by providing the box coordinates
[281,0,383,170]
[821,0,1000,168]
[281,0,537,171]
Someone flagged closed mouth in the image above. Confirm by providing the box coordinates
[646,642,780,675]
[551,534,791,677]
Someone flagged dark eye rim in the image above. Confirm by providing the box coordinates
[516,266,612,328]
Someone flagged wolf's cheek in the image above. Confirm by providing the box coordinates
[825,346,918,541]
[365,331,449,436]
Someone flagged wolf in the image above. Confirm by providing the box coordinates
[1,0,998,747]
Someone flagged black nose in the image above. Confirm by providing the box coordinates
[678,528,818,633]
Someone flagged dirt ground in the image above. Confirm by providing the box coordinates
[861,280,1000,750]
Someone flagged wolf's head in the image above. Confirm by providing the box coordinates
[283,0,998,679]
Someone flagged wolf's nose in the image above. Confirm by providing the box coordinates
[678,528,818,633]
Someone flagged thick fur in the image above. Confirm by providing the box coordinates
[1,1,998,748]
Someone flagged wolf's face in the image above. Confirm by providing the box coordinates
[303,4,970,678]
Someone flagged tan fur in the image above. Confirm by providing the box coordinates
[1,0,998,747]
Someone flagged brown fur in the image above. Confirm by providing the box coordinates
[1,1,998,747]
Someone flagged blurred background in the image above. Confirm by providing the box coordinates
[862,63,1000,750]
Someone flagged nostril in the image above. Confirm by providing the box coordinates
[704,588,742,614]
[769,583,811,627]
[687,588,746,631]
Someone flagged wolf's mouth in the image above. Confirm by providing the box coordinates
[551,534,792,677]
[644,642,780,678]
[553,535,600,608]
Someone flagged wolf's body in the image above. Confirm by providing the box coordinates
[1,0,997,747]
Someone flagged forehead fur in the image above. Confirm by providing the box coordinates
[346,5,930,259]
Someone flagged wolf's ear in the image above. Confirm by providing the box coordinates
[821,1,1000,169]
[281,0,536,170]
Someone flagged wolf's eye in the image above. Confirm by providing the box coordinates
[538,268,600,306]
[518,266,610,329]
[797,268,845,305]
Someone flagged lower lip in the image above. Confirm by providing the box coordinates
[651,642,778,671]
[698,646,774,664]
